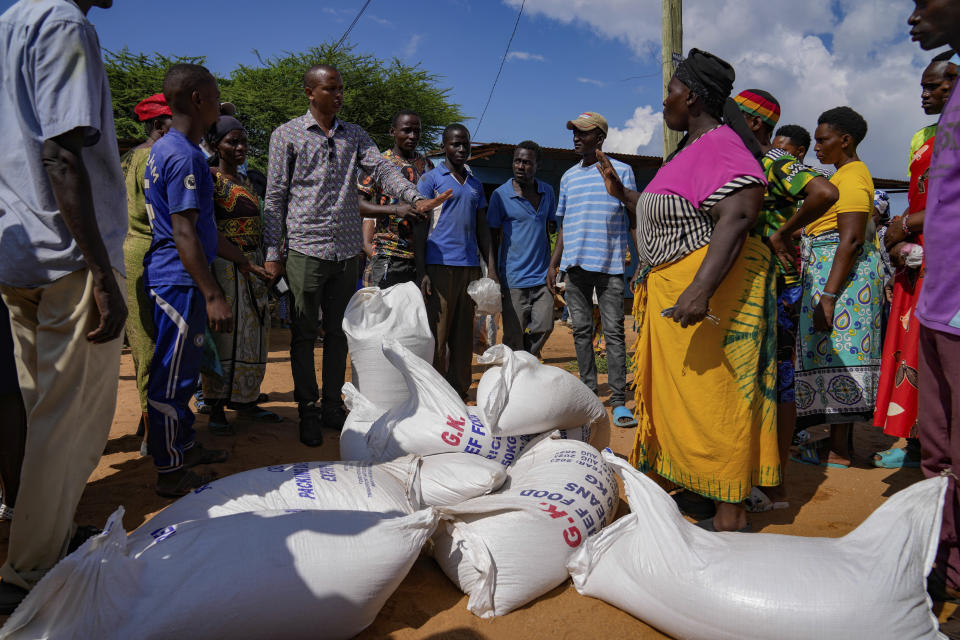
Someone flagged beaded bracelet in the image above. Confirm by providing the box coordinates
[902,213,911,235]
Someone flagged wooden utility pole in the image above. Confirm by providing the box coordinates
[661,0,683,159]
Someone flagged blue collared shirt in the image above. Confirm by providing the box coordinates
[487,178,556,288]
[418,162,488,267]
[0,0,127,287]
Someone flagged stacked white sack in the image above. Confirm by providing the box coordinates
[341,384,509,507]
[567,451,946,640]
[363,341,590,465]
[476,344,606,436]
[343,283,434,411]
[433,434,618,618]
[0,507,439,640]
[125,456,422,553]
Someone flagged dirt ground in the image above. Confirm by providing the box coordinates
[0,317,924,638]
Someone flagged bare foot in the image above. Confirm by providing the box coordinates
[713,502,748,531]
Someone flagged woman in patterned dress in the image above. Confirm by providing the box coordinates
[597,49,778,532]
[793,107,882,467]
[202,116,279,432]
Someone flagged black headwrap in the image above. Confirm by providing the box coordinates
[673,48,764,163]
[208,115,245,147]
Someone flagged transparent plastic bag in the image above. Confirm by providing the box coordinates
[468,278,502,315]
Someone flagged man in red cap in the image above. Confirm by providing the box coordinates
[123,93,173,453]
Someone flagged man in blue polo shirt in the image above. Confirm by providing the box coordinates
[547,112,637,427]
[488,140,557,358]
[416,123,497,399]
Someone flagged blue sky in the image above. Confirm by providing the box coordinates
[50,0,664,153]
[1,0,944,193]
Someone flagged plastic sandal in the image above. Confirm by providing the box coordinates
[872,447,922,469]
[612,405,638,428]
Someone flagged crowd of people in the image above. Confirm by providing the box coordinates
[1,0,960,634]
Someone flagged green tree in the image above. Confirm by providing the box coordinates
[104,47,206,143]
[221,43,464,171]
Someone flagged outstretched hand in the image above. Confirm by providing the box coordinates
[239,260,270,281]
[595,150,625,202]
[414,189,453,216]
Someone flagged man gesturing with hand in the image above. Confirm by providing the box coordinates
[263,65,447,447]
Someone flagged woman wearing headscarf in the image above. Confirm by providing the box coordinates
[791,107,881,468]
[597,49,777,531]
[202,115,279,432]
[122,94,173,440]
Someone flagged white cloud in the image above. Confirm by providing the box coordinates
[367,14,393,27]
[402,34,422,59]
[504,0,931,179]
[577,77,606,87]
[606,105,663,155]
[507,51,547,62]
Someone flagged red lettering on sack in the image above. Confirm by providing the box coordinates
[539,503,569,520]
[442,431,461,446]
[563,526,582,547]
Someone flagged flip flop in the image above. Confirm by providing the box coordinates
[872,447,922,469]
[743,486,789,513]
[208,419,234,436]
[612,405,637,428]
[790,446,850,469]
[695,517,752,533]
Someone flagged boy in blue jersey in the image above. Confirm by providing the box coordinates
[143,64,267,497]
[415,124,497,399]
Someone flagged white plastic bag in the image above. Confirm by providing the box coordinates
[419,453,508,508]
[476,344,606,436]
[126,456,421,553]
[343,283,435,410]
[567,451,946,640]
[0,507,439,640]
[432,434,618,618]
[467,277,502,315]
[365,341,591,465]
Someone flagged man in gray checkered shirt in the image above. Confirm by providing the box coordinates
[263,64,448,447]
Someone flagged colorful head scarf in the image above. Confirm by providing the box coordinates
[734,89,781,129]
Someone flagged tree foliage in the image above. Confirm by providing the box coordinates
[103,43,463,171]
[222,43,463,171]
[104,47,206,142]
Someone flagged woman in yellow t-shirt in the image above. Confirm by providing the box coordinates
[793,107,882,468]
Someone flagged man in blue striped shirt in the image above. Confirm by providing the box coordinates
[547,112,637,427]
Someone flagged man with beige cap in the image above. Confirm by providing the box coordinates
[547,112,637,427]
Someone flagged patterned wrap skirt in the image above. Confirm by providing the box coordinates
[795,231,882,428]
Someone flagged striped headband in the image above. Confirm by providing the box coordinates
[734,89,781,128]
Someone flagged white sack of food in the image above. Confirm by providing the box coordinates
[567,451,946,640]
[340,382,386,461]
[365,340,591,465]
[419,453,508,508]
[432,434,618,618]
[0,507,438,640]
[476,344,606,436]
[343,283,434,410]
[126,456,421,553]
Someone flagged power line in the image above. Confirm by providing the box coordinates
[474,0,526,139]
[332,0,373,53]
